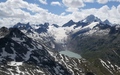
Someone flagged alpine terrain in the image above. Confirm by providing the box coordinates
[0,26,96,75]
[0,15,120,75]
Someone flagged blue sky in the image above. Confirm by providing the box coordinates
[25,0,120,15]
[0,0,120,27]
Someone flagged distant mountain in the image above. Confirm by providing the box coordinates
[52,24,59,28]
[13,22,32,30]
[12,15,115,51]
[62,15,111,29]
[13,22,49,34]
[35,23,49,33]
[62,20,76,27]
[103,19,111,25]
[13,22,65,51]
[82,15,101,23]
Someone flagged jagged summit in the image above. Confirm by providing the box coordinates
[82,14,101,23]
[52,24,59,28]
[103,19,111,25]
[62,20,76,27]
[35,23,49,33]
[62,15,112,29]
[13,22,32,30]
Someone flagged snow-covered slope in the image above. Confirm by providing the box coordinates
[12,15,118,51]
[1,14,120,75]
[12,15,115,43]
[13,22,60,51]
[0,28,69,75]
[0,27,97,75]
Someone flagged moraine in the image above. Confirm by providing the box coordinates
[59,50,81,59]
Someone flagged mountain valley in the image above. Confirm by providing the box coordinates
[0,15,120,75]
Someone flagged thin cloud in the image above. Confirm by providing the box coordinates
[83,0,94,3]
[97,0,108,4]
[109,0,120,2]
[117,5,120,13]
[60,12,66,16]
[51,1,61,6]
[62,0,85,8]
[39,0,47,5]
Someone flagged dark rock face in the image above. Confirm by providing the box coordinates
[86,72,95,75]
[52,24,59,28]
[35,23,49,33]
[62,20,76,27]
[0,27,9,37]
[13,22,32,30]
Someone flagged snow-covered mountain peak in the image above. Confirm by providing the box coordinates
[82,14,101,23]
[13,22,32,30]
[103,19,112,25]
[11,16,118,49]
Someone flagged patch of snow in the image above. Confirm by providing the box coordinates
[1,48,8,57]
[0,36,4,38]
[24,51,31,61]
[0,47,17,61]
[115,65,120,72]
[116,25,120,30]
[84,27,110,36]
[12,37,25,44]
[100,59,113,74]
[37,44,42,49]
[11,43,14,46]
[84,22,99,29]
[7,61,23,66]
[51,42,55,48]
[48,26,67,43]
[21,30,27,33]
[107,61,115,71]
[16,66,24,75]
[84,29,97,35]
[9,47,16,60]
[36,69,44,73]
[113,50,120,58]
[7,68,14,75]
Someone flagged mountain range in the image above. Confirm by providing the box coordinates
[0,14,120,75]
